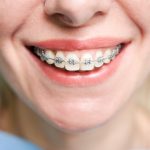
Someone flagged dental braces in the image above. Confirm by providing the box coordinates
[34,44,121,65]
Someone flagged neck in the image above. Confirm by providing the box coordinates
[13,100,136,150]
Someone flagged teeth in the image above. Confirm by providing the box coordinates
[115,44,122,54]
[110,45,121,60]
[40,50,46,61]
[65,53,80,71]
[34,44,122,71]
[54,51,65,68]
[95,51,104,68]
[103,49,112,64]
[80,53,94,71]
[34,47,43,57]
[44,50,55,64]
[110,50,116,60]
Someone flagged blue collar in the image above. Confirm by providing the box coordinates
[0,131,41,150]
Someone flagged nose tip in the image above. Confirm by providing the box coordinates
[44,0,113,27]
[53,11,99,27]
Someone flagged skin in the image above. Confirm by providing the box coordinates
[0,0,150,149]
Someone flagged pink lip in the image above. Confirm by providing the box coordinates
[32,37,126,50]
[27,38,130,87]
[31,45,127,87]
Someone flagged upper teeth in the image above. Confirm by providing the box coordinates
[65,53,80,71]
[34,44,122,71]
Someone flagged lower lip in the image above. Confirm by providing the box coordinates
[28,46,127,87]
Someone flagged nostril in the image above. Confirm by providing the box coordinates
[51,10,105,28]
[54,13,74,24]
[95,11,104,16]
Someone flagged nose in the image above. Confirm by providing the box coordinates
[44,0,113,27]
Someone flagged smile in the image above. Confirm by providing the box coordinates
[32,44,123,72]
[26,38,130,87]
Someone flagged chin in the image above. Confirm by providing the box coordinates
[38,100,120,133]
[46,113,115,133]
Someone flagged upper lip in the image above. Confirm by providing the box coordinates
[30,37,129,51]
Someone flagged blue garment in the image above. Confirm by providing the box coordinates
[0,131,41,150]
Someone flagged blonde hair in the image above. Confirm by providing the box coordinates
[0,74,17,110]
[0,74,20,132]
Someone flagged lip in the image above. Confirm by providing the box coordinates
[31,37,128,51]
[26,38,130,87]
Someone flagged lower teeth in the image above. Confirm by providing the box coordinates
[32,44,122,72]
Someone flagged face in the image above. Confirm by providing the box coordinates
[0,0,150,132]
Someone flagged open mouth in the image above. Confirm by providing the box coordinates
[25,38,129,87]
[27,43,124,72]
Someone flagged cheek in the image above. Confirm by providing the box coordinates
[119,0,150,71]
[119,0,150,33]
[0,0,41,35]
